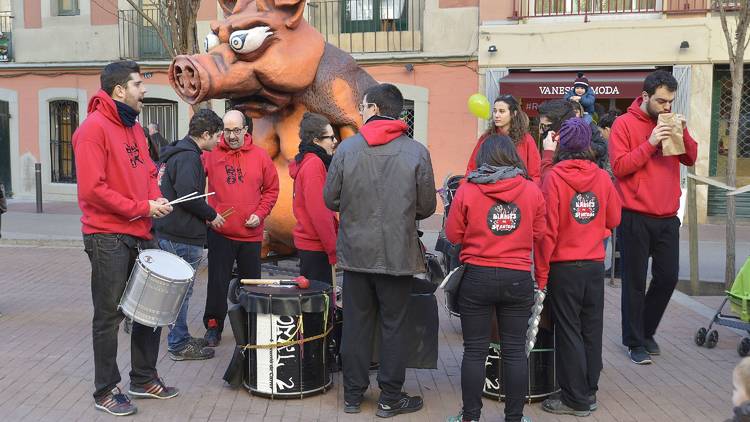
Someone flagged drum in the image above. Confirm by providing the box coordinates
[119,249,195,328]
[240,280,333,398]
[483,302,559,402]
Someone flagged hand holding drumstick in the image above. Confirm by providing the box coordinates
[210,207,233,229]
[245,214,260,228]
[148,198,173,219]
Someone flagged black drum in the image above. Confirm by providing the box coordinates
[239,280,333,398]
[483,324,559,402]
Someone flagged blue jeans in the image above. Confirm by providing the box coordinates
[158,239,203,352]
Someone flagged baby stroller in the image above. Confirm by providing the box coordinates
[695,256,750,356]
[435,174,463,276]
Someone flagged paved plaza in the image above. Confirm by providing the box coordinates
[0,241,741,422]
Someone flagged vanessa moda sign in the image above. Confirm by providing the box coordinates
[538,86,621,96]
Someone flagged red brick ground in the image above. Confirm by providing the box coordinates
[0,245,738,421]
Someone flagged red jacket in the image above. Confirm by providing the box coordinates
[203,133,279,242]
[465,131,541,184]
[73,90,160,239]
[289,153,338,264]
[609,97,698,217]
[446,175,546,272]
[534,160,622,288]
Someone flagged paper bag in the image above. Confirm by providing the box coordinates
[658,113,685,156]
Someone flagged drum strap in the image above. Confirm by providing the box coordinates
[239,294,332,351]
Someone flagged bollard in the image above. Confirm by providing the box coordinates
[35,162,42,213]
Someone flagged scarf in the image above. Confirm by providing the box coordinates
[115,100,139,128]
[295,142,332,170]
[467,164,525,184]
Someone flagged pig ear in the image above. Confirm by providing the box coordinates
[218,0,237,15]
[275,0,307,29]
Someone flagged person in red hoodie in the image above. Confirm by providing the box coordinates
[535,118,621,417]
[201,110,280,346]
[290,112,338,284]
[609,70,698,365]
[73,61,177,416]
[465,95,541,184]
[445,135,545,422]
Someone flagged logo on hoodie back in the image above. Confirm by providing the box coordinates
[487,202,521,235]
[570,192,599,224]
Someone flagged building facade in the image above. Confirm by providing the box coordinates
[0,0,481,206]
[478,0,750,222]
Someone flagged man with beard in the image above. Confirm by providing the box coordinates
[609,70,698,365]
[73,60,176,416]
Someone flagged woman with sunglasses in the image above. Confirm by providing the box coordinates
[447,135,545,422]
[290,112,339,285]
[465,95,541,184]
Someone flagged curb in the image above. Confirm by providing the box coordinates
[0,238,83,248]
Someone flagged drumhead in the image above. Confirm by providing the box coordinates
[138,249,194,281]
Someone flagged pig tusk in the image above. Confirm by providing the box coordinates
[229,26,272,55]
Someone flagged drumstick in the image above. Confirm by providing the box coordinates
[241,276,310,289]
[168,192,215,205]
[128,191,201,221]
[220,207,234,218]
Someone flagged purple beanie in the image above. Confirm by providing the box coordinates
[558,117,592,153]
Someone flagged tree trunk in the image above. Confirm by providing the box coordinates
[726,58,743,289]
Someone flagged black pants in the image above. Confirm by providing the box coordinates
[298,249,333,285]
[458,265,533,422]
[203,229,261,331]
[549,261,604,411]
[83,233,162,399]
[620,210,680,348]
[341,271,413,404]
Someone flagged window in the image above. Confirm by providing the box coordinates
[400,99,415,139]
[140,99,178,144]
[343,0,410,33]
[49,100,78,183]
[57,0,79,16]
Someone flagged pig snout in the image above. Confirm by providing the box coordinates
[170,55,210,104]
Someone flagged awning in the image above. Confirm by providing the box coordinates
[498,71,652,99]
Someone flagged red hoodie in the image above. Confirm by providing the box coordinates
[534,160,622,288]
[289,153,339,264]
[203,133,279,242]
[359,118,408,146]
[445,175,546,272]
[465,131,541,184]
[73,90,160,239]
[609,97,698,217]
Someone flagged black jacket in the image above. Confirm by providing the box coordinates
[154,136,217,246]
[590,121,613,178]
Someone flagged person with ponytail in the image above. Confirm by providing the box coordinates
[290,112,338,285]
[465,95,542,184]
[447,135,545,422]
[534,118,621,417]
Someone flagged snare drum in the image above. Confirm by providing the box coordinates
[119,249,195,328]
[239,281,333,398]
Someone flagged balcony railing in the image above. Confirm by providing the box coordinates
[511,0,711,18]
[118,8,172,60]
[0,11,12,62]
[306,0,424,53]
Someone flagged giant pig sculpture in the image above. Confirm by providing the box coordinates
[169,0,377,256]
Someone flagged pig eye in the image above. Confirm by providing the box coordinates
[205,33,220,52]
[229,26,272,54]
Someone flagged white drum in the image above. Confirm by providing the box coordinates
[119,249,195,328]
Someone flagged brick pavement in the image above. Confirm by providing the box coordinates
[0,245,739,421]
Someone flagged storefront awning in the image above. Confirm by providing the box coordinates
[498,71,652,99]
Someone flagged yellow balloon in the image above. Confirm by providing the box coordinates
[467,93,491,120]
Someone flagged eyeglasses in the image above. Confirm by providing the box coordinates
[223,127,247,136]
[539,122,552,131]
[318,135,337,142]
[357,103,376,113]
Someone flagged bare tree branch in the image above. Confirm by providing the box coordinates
[718,0,737,61]
[125,0,175,59]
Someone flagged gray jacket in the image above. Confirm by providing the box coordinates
[324,133,437,275]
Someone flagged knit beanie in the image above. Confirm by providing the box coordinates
[558,117,592,153]
[573,72,590,90]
